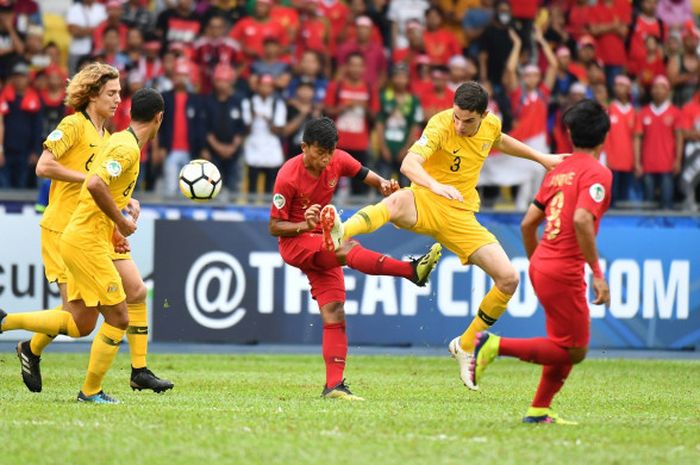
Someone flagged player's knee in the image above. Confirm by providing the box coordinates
[321,302,345,324]
[125,281,147,304]
[568,347,588,364]
[496,269,520,295]
[104,307,130,330]
[383,190,408,219]
[335,240,358,262]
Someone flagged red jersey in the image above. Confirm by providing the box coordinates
[531,153,612,284]
[510,85,549,141]
[423,28,461,65]
[324,80,379,151]
[230,17,288,60]
[511,0,539,19]
[605,101,636,172]
[628,15,665,64]
[566,4,591,41]
[419,87,454,119]
[270,5,300,42]
[296,17,329,60]
[319,0,350,52]
[270,150,361,249]
[589,1,630,66]
[635,102,682,173]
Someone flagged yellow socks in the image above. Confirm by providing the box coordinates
[126,302,148,369]
[1,309,80,338]
[342,202,390,240]
[30,334,57,356]
[82,323,125,396]
[460,286,513,352]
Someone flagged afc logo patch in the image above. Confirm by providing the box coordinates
[107,283,119,293]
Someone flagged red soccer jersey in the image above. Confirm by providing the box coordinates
[510,85,549,141]
[531,153,612,284]
[566,4,591,41]
[230,17,288,60]
[324,80,379,151]
[589,1,630,66]
[270,150,361,248]
[605,101,636,172]
[628,15,665,64]
[423,28,461,65]
[270,5,300,42]
[296,17,329,60]
[419,87,455,118]
[635,102,682,173]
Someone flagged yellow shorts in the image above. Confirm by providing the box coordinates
[41,228,131,283]
[60,239,126,307]
[409,187,498,265]
[41,227,68,284]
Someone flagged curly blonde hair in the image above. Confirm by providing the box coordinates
[65,63,120,111]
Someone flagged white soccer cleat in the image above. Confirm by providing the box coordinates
[448,336,478,391]
[320,204,344,251]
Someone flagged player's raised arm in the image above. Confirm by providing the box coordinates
[495,133,567,171]
[269,204,321,237]
[35,149,86,182]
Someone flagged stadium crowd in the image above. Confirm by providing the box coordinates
[1,0,700,210]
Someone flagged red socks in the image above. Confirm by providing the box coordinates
[322,322,347,388]
[345,245,413,280]
[499,337,572,365]
[499,337,574,409]
[532,364,573,408]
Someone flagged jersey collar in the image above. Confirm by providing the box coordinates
[127,126,140,145]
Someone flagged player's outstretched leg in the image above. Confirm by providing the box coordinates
[320,204,344,251]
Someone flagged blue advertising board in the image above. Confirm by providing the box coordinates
[152,214,700,350]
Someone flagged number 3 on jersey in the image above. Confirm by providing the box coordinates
[85,153,95,171]
[544,191,564,240]
[450,156,461,172]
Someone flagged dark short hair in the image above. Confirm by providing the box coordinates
[562,99,610,148]
[302,117,338,151]
[453,81,488,114]
[130,87,164,122]
[346,51,365,64]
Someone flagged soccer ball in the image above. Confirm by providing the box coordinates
[178,159,223,201]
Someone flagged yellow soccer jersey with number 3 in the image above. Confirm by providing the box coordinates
[408,109,502,212]
[40,111,110,233]
[61,129,140,250]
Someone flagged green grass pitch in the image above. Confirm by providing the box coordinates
[1,352,698,465]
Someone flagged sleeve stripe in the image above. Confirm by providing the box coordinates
[354,166,369,181]
[532,199,545,211]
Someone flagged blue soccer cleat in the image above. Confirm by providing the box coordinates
[77,390,120,404]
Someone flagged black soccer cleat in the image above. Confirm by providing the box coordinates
[321,379,365,401]
[130,367,174,393]
[16,340,42,393]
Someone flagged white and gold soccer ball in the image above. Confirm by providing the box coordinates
[178,159,223,201]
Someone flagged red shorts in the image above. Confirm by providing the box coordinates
[279,233,345,308]
[529,265,590,348]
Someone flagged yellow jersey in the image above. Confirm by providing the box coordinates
[408,109,502,212]
[40,111,110,233]
[62,129,140,250]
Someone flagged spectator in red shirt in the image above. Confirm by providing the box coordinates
[270,0,300,45]
[566,0,591,42]
[418,65,454,121]
[447,54,478,92]
[588,0,630,89]
[629,35,666,102]
[249,37,292,94]
[392,20,427,83]
[323,52,379,195]
[295,0,331,64]
[409,55,433,97]
[628,0,665,67]
[510,0,538,53]
[230,0,287,64]
[93,0,128,53]
[634,75,683,209]
[423,6,462,66]
[319,0,350,56]
[193,14,241,94]
[336,16,387,89]
[156,0,202,53]
[605,74,637,205]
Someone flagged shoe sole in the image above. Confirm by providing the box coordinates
[130,381,174,394]
[320,206,339,252]
[16,341,42,393]
[448,338,478,391]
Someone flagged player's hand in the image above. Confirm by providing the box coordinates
[430,182,463,202]
[126,198,141,222]
[304,204,321,230]
[117,216,137,237]
[592,277,610,306]
[379,178,399,196]
[112,228,131,254]
[541,153,569,171]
